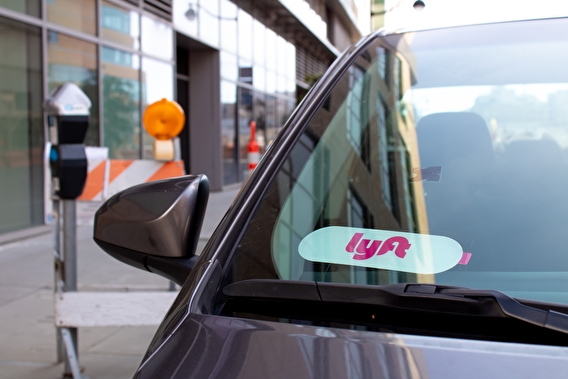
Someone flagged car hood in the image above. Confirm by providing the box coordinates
[136,314,568,379]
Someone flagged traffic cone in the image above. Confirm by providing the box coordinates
[248,121,260,173]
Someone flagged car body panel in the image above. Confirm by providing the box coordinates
[136,314,568,379]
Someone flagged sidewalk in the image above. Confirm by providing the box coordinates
[0,186,240,379]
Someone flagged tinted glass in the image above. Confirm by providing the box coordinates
[102,46,140,159]
[48,31,99,146]
[0,17,43,233]
[101,1,140,50]
[47,0,96,35]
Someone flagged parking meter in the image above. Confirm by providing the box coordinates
[44,83,91,199]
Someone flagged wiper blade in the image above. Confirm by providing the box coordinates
[429,286,568,334]
[223,279,568,334]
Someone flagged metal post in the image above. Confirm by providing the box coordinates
[52,199,64,363]
[62,200,78,377]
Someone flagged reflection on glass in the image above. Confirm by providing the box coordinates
[142,57,173,159]
[141,14,173,60]
[238,9,252,61]
[0,17,43,233]
[47,0,96,35]
[265,28,276,71]
[238,58,252,84]
[253,65,265,91]
[220,51,238,82]
[253,19,265,66]
[238,87,253,179]
[253,92,266,152]
[286,42,296,80]
[47,31,99,146]
[102,46,140,159]
[265,95,277,145]
[222,81,238,185]
[276,35,287,75]
[101,1,140,50]
[266,70,276,95]
[220,0,237,54]
[277,75,287,95]
[0,0,40,17]
[199,0,219,48]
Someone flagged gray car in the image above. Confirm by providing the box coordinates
[94,16,568,378]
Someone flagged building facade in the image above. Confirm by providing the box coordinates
[0,0,368,235]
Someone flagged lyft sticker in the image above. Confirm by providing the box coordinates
[298,227,465,274]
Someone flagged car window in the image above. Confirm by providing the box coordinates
[226,18,568,306]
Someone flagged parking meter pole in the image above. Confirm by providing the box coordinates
[44,83,90,378]
[62,199,78,377]
[52,199,64,363]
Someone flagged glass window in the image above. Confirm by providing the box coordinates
[253,91,266,152]
[266,70,276,95]
[0,17,43,233]
[253,19,265,67]
[253,65,265,92]
[238,9,252,61]
[101,1,140,50]
[238,86,253,179]
[222,81,238,185]
[265,28,276,72]
[220,51,238,82]
[141,57,173,159]
[47,31,99,146]
[141,14,173,60]
[199,0,219,48]
[0,0,40,17]
[276,35,287,76]
[102,46,141,159]
[265,95,277,146]
[47,0,96,35]
[220,0,237,54]
[286,42,296,80]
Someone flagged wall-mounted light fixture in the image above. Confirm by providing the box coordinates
[185,3,238,22]
[413,0,425,11]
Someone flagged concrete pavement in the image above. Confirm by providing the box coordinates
[0,186,240,379]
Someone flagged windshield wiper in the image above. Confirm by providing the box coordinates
[406,284,568,334]
[223,280,568,334]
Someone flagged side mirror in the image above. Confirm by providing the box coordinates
[93,175,209,285]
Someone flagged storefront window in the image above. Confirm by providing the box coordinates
[142,57,173,159]
[221,51,238,82]
[265,28,276,72]
[47,0,96,35]
[47,31,99,146]
[220,0,237,54]
[101,1,140,50]
[102,46,140,159]
[0,17,43,233]
[238,86,253,179]
[141,14,173,60]
[0,0,40,17]
[253,19,265,67]
[222,81,237,185]
[238,9,252,62]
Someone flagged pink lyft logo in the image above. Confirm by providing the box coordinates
[346,233,411,260]
[298,226,466,274]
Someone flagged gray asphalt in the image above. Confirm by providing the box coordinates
[0,186,241,379]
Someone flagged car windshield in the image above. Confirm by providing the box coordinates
[225,18,568,306]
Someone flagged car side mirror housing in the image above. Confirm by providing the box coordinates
[93,174,209,285]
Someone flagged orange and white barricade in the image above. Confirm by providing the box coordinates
[76,148,185,225]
